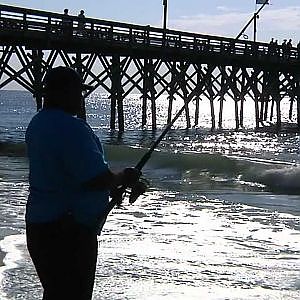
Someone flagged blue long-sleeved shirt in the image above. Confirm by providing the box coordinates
[25,108,109,228]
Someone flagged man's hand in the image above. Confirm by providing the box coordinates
[122,167,141,187]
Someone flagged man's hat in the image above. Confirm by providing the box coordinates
[43,66,92,92]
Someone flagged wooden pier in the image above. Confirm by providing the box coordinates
[1,4,300,131]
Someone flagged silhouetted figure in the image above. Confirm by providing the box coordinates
[287,39,293,58]
[268,37,275,55]
[282,39,287,59]
[62,8,72,36]
[274,39,279,56]
[228,40,235,54]
[25,66,141,299]
[297,41,300,59]
[251,43,258,56]
[77,9,86,35]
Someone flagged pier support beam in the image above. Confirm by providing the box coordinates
[141,58,156,129]
[141,59,148,127]
[74,52,87,120]
[218,66,226,128]
[239,68,247,128]
[251,69,260,130]
[111,55,124,131]
[260,71,268,123]
[270,71,281,129]
[31,49,44,111]
[180,62,191,128]
[167,61,177,124]
[149,60,157,130]
[292,73,300,128]
[206,71,215,130]
[194,65,202,127]
[262,72,271,122]
[296,76,300,128]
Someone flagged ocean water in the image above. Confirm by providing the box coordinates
[0,90,300,300]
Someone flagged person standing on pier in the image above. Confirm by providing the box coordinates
[25,66,141,300]
[77,9,86,36]
[268,38,276,56]
[274,39,280,56]
[286,39,293,58]
[62,8,73,36]
[281,39,287,59]
[297,41,300,59]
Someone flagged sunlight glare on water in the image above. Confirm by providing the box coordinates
[1,91,300,299]
[89,189,300,300]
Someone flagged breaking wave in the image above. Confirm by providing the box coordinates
[2,141,300,194]
[0,141,27,157]
[106,144,300,194]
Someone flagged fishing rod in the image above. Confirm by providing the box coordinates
[104,64,216,217]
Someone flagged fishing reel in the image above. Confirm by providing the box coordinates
[128,177,149,204]
[110,177,149,206]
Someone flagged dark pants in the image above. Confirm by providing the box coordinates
[26,216,98,300]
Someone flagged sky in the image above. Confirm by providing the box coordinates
[1,0,300,44]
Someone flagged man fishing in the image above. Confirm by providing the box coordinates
[25,66,141,300]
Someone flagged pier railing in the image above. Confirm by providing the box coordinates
[0,4,299,63]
